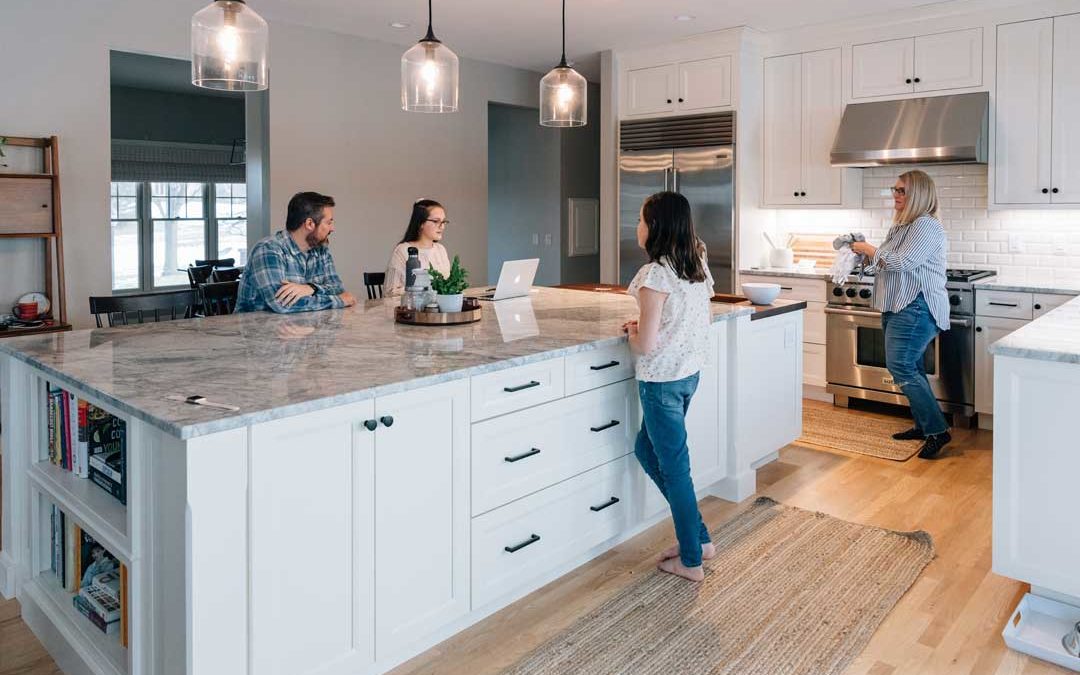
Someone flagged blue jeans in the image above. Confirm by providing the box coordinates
[635,372,711,568]
[881,294,948,436]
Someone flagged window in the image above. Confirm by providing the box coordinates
[109,181,248,291]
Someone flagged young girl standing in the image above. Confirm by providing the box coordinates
[624,191,716,582]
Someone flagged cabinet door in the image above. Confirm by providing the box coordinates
[686,324,720,480]
[624,65,676,116]
[678,56,732,111]
[1052,14,1080,204]
[801,48,843,205]
[914,28,983,92]
[852,38,914,98]
[974,316,1028,414]
[374,379,469,659]
[1032,292,1075,319]
[763,54,803,206]
[249,401,376,675]
[995,19,1053,204]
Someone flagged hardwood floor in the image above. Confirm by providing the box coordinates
[0,400,1068,674]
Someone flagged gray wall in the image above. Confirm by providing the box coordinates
[111,86,245,145]
[487,104,561,286]
[559,82,602,284]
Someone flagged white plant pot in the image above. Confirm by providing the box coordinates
[436,293,464,313]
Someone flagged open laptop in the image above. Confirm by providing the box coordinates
[471,258,539,301]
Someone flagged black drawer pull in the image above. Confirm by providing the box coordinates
[504,534,541,553]
[988,302,1018,307]
[504,380,540,393]
[504,448,541,463]
[590,420,620,433]
[589,360,620,371]
[590,496,620,512]
[780,286,793,291]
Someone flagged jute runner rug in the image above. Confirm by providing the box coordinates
[503,497,934,675]
[798,402,921,461]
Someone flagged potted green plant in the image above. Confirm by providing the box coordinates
[429,256,469,313]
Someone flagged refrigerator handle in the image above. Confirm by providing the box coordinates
[663,167,672,192]
[672,168,680,193]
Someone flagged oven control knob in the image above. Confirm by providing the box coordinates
[949,295,961,306]
[845,288,857,298]
[832,287,844,297]
[859,289,872,299]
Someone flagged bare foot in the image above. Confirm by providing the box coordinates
[657,542,716,562]
[657,557,705,582]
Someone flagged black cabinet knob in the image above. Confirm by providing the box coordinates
[905,78,912,84]
[380,415,394,427]
[793,190,799,197]
[914,77,921,83]
[666,98,672,104]
[678,97,684,103]
[1052,188,1060,194]
[1034,304,1042,310]
[363,419,377,431]
[976,326,983,332]
[1042,188,1050,194]
[800,191,807,197]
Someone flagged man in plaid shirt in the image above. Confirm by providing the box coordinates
[236,191,358,313]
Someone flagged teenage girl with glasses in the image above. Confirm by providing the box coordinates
[384,198,453,296]
[624,191,716,582]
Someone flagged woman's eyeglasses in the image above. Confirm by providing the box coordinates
[425,218,450,226]
[890,186,907,196]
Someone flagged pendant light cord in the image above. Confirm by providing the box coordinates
[559,0,568,67]
[424,0,438,42]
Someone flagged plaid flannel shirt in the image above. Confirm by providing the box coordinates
[235,231,347,313]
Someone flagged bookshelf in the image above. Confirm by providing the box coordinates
[0,134,70,337]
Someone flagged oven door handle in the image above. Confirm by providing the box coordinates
[824,306,881,319]
[949,317,974,328]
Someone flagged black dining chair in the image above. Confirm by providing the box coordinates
[187,264,214,288]
[211,267,242,283]
[364,272,385,300]
[89,290,200,328]
[199,280,240,316]
[195,258,235,269]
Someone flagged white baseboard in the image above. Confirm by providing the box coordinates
[802,384,833,403]
[977,413,993,430]
[0,550,16,600]
[710,469,757,503]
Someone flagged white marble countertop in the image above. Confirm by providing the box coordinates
[973,277,1080,296]
[739,267,831,280]
[0,288,759,439]
[989,295,1080,364]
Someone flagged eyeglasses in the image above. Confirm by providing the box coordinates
[425,218,450,226]
[890,186,907,196]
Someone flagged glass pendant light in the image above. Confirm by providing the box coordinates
[191,0,269,91]
[401,0,459,113]
[540,0,586,127]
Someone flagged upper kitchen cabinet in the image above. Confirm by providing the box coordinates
[763,48,859,207]
[624,64,678,116]
[851,28,982,99]
[622,56,733,117]
[995,14,1080,205]
[678,56,733,111]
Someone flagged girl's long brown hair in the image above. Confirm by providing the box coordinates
[641,191,706,283]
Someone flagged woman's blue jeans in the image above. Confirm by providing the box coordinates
[635,372,711,568]
[881,294,949,436]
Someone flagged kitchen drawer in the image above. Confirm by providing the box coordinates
[804,301,826,345]
[471,455,637,609]
[740,274,826,303]
[1033,293,1076,319]
[803,342,826,388]
[564,343,634,395]
[976,290,1033,320]
[471,380,637,516]
[471,357,565,422]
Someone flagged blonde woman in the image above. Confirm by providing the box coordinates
[851,170,951,459]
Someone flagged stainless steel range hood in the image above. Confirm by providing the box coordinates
[830,92,988,167]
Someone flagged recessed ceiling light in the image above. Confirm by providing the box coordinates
[675,15,695,21]
[389,21,410,29]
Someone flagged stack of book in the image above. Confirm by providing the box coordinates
[46,383,127,505]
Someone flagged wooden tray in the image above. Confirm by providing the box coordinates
[395,298,482,326]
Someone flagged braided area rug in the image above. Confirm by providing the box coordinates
[502,497,934,675]
[798,402,922,461]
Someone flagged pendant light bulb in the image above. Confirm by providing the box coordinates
[402,0,459,112]
[540,0,586,127]
[191,0,269,91]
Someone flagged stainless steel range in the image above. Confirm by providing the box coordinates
[825,268,995,424]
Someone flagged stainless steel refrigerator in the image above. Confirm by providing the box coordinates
[618,112,735,292]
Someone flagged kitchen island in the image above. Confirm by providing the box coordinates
[0,287,805,675]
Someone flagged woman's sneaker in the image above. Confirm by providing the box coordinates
[892,427,924,441]
[918,432,952,459]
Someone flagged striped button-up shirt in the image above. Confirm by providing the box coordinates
[870,215,950,331]
[235,231,347,313]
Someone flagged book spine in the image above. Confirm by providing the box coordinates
[120,564,128,648]
[81,586,121,622]
[68,393,79,476]
[77,399,90,478]
[73,595,115,633]
[60,391,70,471]
[70,525,82,593]
[89,467,125,504]
[47,391,57,464]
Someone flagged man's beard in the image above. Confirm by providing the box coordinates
[306,231,329,249]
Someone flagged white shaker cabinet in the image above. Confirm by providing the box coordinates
[1051,13,1080,205]
[623,56,733,117]
[624,64,677,116]
[852,28,982,99]
[852,38,914,98]
[678,56,733,111]
[974,316,1028,415]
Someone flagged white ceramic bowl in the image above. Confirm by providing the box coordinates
[741,282,781,306]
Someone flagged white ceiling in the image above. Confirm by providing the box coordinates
[253,0,952,80]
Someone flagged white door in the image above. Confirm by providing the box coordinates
[801,48,843,205]
[624,64,676,116]
[852,38,914,98]
[763,53,803,206]
[1052,14,1080,204]
[374,379,469,659]
[914,28,983,92]
[677,56,732,111]
[974,316,1028,414]
[995,19,1053,204]
[249,401,376,675]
